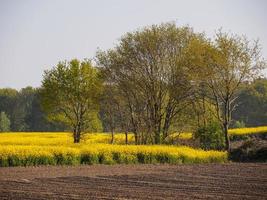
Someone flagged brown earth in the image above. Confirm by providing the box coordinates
[0,163,266,200]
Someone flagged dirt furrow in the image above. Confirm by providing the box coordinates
[0,163,266,199]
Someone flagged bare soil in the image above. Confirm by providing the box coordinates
[0,163,266,199]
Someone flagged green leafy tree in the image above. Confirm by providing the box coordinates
[97,23,201,144]
[189,31,265,152]
[0,111,11,132]
[40,59,103,143]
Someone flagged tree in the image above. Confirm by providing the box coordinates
[12,87,36,131]
[100,84,132,144]
[0,87,64,131]
[100,84,121,144]
[97,23,200,144]
[40,59,103,143]
[232,78,267,127]
[0,112,11,132]
[27,88,67,131]
[192,31,265,152]
[0,88,18,131]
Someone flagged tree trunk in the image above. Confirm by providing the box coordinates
[73,127,77,143]
[125,131,128,145]
[74,134,79,143]
[111,129,114,144]
[162,102,173,141]
[155,129,160,144]
[162,117,171,142]
[134,131,139,145]
[223,123,230,152]
[73,122,81,143]
[73,133,77,143]
[73,128,81,143]
[223,98,231,152]
[202,95,207,127]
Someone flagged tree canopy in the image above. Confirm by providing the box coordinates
[97,23,208,144]
[0,112,10,132]
[40,59,103,143]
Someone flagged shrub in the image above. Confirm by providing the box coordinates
[194,122,225,150]
[233,120,245,128]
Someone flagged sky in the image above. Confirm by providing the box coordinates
[0,0,267,89]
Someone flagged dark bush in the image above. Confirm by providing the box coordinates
[194,122,225,150]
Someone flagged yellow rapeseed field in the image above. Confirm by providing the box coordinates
[0,132,227,166]
[169,126,267,140]
[228,126,267,135]
[167,132,193,140]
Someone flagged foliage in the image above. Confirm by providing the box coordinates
[40,59,103,143]
[189,30,265,152]
[233,78,267,127]
[99,84,130,144]
[0,112,10,132]
[97,23,204,144]
[0,132,227,166]
[159,126,267,142]
[233,120,245,128]
[0,88,18,130]
[194,122,225,150]
[0,87,64,132]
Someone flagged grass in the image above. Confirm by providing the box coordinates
[0,132,227,166]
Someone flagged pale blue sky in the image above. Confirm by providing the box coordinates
[0,0,266,89]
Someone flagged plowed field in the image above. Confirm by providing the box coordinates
[0,163,266,199]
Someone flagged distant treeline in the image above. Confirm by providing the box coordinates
[0,78,266,132]
[0,87,66,131]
